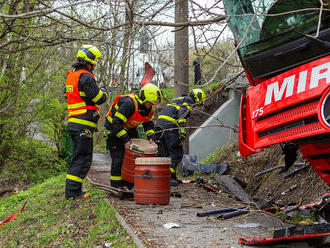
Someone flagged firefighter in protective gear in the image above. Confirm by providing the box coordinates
[105,83,161,188]
[156,88,205,186]
[65,45,107,199]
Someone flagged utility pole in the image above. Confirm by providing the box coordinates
[175,0,189,153]
[174,0,189,98]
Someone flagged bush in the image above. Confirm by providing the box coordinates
[1,138,67,187]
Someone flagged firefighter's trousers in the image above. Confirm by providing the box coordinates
[106,129,137,188]
[157,129,183,177]
[65,130,93,199]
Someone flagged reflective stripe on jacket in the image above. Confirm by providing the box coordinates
[106,94,153,130]
[156,96,193,128]
[66,70,99,118]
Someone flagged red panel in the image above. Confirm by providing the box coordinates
[242,56,330,150]
[248,56,330,116]
[257,122,325,148]
[238,94,262,157]
[300,144,330,185]
[255,101,318,133]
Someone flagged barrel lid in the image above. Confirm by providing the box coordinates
[135,157,171,165]
[129,138,158,154]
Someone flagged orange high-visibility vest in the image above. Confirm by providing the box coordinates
[106,94,153,129]
[66,70,99,118]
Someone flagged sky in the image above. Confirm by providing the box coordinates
[151,0,229,47]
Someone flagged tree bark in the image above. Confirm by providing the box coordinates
[174,0,189,98]
[175,0,189,153]
[119,3,132,93]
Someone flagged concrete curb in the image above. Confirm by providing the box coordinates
[86,177,145,248]
[109,202,146,248]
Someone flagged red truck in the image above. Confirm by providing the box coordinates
[223,0,330,185]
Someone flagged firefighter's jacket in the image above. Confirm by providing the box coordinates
[66,66,107,131]
[156,96,194,130]
[104,94,155,144]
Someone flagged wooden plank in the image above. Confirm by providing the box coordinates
[86,176,133,199]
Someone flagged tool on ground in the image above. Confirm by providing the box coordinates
[255,165,285,177]
[284,164,309,178]
[220,209,250,219]
[181,203,203,208]
[197,206,246,217]
[196,178,230,198]
[87,177,133,199]
[0,202,26,229]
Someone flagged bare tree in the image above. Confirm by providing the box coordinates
[174,0,189,97]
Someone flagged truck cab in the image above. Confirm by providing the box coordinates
[223,0,330,185]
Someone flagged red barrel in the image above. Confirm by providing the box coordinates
[134,157,171,205]
[121,149,156,183]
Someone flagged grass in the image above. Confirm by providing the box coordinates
[199,143,236,164]
[0,174,136,248]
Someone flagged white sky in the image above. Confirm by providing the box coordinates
[151,0,229,49]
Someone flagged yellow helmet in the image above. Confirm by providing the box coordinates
[189,88,206,103]
[76,45,102,65]
[138,83,161,104]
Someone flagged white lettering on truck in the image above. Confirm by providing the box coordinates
[264,62,330,106]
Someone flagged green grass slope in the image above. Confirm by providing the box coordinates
[0,174,135,248]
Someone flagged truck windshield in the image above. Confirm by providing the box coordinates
[224,0,329,57]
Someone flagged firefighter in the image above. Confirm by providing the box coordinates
[156,88,206,186]
[105,83,161,188]
[65,45,108,199]
[193,58,202,85]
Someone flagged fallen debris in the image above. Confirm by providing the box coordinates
[284,164,309,179]
[196,178,230,198]
[214,175,257,207]
[181,203,203,208]
[235,223,262,228]
[87,177,133,199]
[264,193,330,223]
[181,154,228,176]
[163,223,181,229]
[281,184,297,196]
[0,202,26,229]
[220,209,249,220]
[239,223,330,246]
[255,165,285,177]
[254,162,306,177]
[197,206,245,217]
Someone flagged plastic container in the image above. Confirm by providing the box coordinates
[121,138,157,183]
[134,157,171,205]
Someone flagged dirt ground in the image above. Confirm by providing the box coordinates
[220,144,329,207]
[88,153,329,248]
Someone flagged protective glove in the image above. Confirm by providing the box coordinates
[179,128,186,141]
[103,130,111,138]
[100,87,108,98]
[147,133,157,142]
[124,140,132,150]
